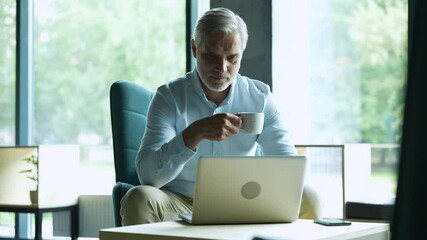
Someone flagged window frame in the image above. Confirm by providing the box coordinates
[10,0,199,237]
[15,0,200,146]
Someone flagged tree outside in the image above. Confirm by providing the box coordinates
[0,0,16,145]
[309,0,407,145]
[33,0,186,147]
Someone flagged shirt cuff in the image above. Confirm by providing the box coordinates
[176,131,197,156]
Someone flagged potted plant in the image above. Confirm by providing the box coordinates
[19,154,38,204]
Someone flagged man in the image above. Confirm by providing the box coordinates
[120,7,322,226]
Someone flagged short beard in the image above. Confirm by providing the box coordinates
[201,76,233,92]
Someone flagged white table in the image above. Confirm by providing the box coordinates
[99,219,389,240]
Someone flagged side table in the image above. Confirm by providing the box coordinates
[0,203,78,240]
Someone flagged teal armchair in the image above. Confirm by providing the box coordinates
[110,80,154,227]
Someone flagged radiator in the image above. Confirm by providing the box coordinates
[53,195,114,238]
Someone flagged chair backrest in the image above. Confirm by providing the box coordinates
[110,80,154,185]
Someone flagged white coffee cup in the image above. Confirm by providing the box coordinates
[239,112,264,134]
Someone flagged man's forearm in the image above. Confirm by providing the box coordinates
[182,123,204,150]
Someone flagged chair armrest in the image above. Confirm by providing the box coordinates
[112,182,135,227]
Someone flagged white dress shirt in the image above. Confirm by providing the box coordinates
[136,69,297,197]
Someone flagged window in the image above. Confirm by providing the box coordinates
[273,0,407,205]
[0,0,16,146]
[0,0,16,235]
[33,0,186,194]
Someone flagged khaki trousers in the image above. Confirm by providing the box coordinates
[120,185,323,226]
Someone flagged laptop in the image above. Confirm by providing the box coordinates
[179,155,307,224]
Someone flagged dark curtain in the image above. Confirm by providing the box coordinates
[392,0,427,238]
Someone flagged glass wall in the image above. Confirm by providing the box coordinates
[0,0,16,146]
[33,0,186,194]
[2,0,186,236]
[0,0,16,236]
[273,0,407,202]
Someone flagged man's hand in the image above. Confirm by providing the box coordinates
[182,113,242,150]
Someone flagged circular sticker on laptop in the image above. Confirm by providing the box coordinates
[241,181,261,199]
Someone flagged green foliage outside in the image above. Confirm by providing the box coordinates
[33,0,186,144]
[0,0,16,145]
[0,0,407,147]
[331,0,407,144]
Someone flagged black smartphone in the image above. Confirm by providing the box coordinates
[314,218,352,226]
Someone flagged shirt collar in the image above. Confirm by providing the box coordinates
[190,69,210,104]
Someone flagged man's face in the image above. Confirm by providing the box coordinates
[192,32,243,93]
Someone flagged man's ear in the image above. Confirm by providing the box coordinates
[191,39,197,58]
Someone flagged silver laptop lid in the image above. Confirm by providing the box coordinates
[190,155,307,224]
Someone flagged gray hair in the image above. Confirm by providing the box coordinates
[193,8,248,51]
